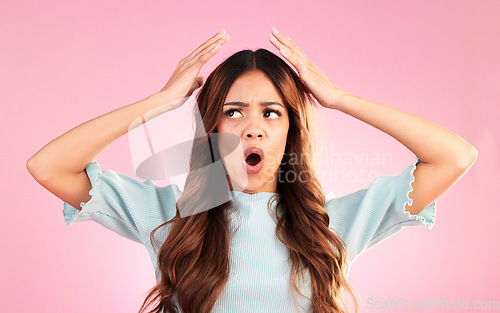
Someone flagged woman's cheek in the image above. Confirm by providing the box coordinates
[263,152,280,177]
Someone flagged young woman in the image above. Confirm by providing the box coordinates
[27,28,477,313]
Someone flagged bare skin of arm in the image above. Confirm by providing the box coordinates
[269,27,478,215]
[332,92,478,215]
[26,30,230,210]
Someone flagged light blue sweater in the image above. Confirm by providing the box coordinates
[63,156,436,312]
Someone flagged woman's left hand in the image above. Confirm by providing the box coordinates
[269,27,347,110]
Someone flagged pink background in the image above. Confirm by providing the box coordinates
[3,0,499,312]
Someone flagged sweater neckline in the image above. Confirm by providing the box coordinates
[231,190,279,199]
[229,190,280,220]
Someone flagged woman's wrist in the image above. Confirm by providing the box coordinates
[150,91,176,107]
[142,91,192,121]
[324,89,354,111]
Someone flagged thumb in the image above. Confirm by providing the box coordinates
[186,76,206,97]
[195,76,206,88]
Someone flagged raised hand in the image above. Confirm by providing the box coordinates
[268,27,347,110]
[157,29,229,108]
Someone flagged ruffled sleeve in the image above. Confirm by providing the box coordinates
[325,156,436,264]
[62,160,181,244]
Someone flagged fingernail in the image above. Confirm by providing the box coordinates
[272,27,279,34]
[280,49,287,55]
[270,35,277,41]
[213,45,221,50]
[218,29,225,34]
[221,34,228,40]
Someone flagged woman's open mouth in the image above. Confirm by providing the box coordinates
[244,146,264,174]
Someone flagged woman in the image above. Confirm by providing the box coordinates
[26,28,477,313]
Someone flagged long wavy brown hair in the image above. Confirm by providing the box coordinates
[138,49,359,313]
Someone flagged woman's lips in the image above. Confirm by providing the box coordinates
[244,146,264,174]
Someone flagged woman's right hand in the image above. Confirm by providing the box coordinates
[156,29,229,108]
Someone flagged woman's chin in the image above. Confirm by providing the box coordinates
[227,173,257,191]
[227,173,276,193]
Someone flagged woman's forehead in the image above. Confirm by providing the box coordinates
[225,71,285,105]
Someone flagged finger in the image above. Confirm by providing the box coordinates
[186,29,227,62]
[281,48,305,73]
[186,76,206,96]
[270,28,308,60]
[186,34,228,68]
[194,76,206,89]
[269,33,285,51]
[190,29,225,57]
[269,34,304,71]
[196,33,229,57]
[271,28,300,51]
[193,43,223,67]
[185,44,223,71]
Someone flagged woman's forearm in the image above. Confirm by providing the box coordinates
[27,92,176,180]
[333,91,478,168]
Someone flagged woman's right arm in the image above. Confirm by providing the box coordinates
[27,29,229,210]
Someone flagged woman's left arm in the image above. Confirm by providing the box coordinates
[269,28,478,215]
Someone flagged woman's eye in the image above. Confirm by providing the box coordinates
[224,109,243,118]
[224,109,282,119]
[264,110,282,119]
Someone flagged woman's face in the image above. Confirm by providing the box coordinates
[216,70,289,193]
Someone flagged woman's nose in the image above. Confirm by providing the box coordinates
[244,116,264,139]
[245,129,263,139]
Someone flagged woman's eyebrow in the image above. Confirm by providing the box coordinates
[222,101,283,108]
